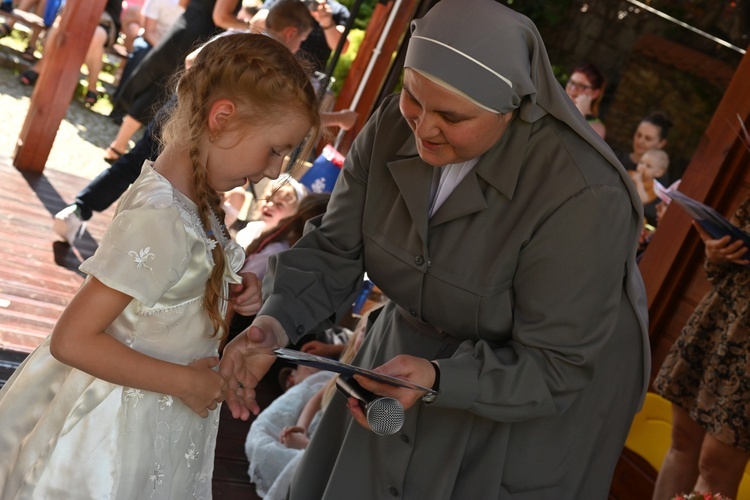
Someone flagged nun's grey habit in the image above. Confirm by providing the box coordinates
[259,0,650,497]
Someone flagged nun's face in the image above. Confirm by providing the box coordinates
[399,69,512,167]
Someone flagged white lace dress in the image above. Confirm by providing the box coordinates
[0,163,245,499]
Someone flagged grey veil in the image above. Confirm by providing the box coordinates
[403,0,643,214]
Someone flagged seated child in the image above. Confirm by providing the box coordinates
[234,175,307,248]
[245,320,368,499]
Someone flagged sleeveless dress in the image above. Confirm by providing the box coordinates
[654,196,750,452]
[0,163,245,499]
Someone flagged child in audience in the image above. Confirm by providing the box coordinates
[630,148,669,227]
[0,32,320,498]
[246,315,371,500]
[630,148,669,258]
[235,175,308,248]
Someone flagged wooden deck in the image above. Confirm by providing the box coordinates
[0,156,278,498]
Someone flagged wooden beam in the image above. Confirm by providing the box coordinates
[13,0,107,173]
[638,42,750,377]
[333,0,419,155]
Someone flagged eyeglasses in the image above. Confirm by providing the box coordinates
[566,79,593,91]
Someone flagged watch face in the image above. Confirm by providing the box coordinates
[421,392,437,404]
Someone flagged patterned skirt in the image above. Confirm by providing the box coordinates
[653,282,750,452]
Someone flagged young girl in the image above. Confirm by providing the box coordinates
[235,175,307,248]
[0,32,320,499]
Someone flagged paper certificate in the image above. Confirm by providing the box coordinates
[664,189,750,263]
[274,347,437,395]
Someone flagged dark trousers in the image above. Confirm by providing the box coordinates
[75,97,176,220]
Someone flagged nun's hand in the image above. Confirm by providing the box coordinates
[354,355,437,412]
[220,315,288,420]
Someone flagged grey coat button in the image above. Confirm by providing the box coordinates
[414,255,424,266]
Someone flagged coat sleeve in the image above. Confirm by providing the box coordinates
[434,183,639,422]
[259,104,386,343]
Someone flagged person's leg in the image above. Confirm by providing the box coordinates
[694,433,750,499]
[119,4,141,53]
[76,117,160,218]
[105,114,143,161]
[652,405,705,500]
[20,14,59,84]
[84,25,107,96]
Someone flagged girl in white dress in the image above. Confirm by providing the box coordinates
[0,32,320,500]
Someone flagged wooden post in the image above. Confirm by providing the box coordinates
[333,0,419,155]
[638,43,750,382]
[13,0,107,173]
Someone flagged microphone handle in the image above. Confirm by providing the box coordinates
[336,375,405,436]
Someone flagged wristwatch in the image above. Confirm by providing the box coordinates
[421,361,440,404]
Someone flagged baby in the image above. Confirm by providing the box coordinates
[630,148,669,207]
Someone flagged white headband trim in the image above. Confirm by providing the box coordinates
[410,35,513,88]
[412,69,499,113]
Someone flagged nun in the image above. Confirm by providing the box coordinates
[222,0,651,497]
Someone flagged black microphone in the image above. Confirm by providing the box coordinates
[336,375,405,436]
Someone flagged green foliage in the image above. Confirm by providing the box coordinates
[329,28,365,96]
[500,0,573,26]
[337,0,379,31]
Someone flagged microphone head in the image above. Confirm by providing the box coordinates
[365,397,405,436]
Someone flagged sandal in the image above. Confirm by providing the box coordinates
[20,47,36,62]
[19,69,38,86]
[104,146,124,165]
[83,90,99,107]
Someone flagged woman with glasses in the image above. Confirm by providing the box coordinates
[565,63,607,139]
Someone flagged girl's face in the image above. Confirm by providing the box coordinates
[257,185,299,227]
[399,69,513,167]
[632,121,666,158]
[207,109,311,192]
[565,71,600,102]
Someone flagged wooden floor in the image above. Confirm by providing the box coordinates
[0,156,279,498]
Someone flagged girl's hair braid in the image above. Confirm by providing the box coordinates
[161,32,322,337]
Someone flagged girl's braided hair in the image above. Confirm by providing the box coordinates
[161,32,321,337]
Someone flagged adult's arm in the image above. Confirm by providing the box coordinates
[213,0,252,31]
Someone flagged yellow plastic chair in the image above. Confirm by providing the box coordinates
[624,392,750,500]
[625,391,674,472]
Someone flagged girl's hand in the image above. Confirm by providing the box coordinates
[219,315,288,420]
[280,425,309,449]
[693,221,750,266]
[179,356,227,418]
[346,355,437,431]
[230,272,263,316]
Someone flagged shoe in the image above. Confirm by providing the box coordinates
[19,68,38,86]
[53,205,86,244]
[83,90,99,107]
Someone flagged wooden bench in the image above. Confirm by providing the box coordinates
[0,8,47,45]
